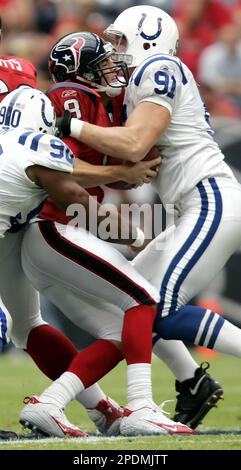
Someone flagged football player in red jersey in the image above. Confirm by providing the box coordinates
[0,21,129,438]
[41,32,158,224]
[19,33,193,437]
[0,24,158,438]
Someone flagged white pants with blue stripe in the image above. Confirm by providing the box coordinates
[133,177,241,345]
[0,230,45,349]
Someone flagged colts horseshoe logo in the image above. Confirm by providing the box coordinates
[138,13,162,41]
[41,98,53,127]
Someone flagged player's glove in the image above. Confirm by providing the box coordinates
[56,110,72,137]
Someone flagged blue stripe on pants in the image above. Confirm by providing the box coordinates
[0,307,7,343]
[158,181,209,317]
[169,178,223,315]
[157,178,222,318]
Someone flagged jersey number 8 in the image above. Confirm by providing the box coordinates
[64,99,81,119]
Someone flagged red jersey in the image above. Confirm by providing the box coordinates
[40,82,124,224]
[0,56,37,102]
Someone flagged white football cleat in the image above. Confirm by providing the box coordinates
[87,397,123,436]
[120,405,194,436]
[20,396,87,438]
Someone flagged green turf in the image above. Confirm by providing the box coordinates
[1,351,241,450]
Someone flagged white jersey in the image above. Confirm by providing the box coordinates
[124,54,235,205]
[0,127,74,237]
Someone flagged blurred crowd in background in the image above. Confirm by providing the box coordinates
[1,0,241,118]
[1,0,241,347]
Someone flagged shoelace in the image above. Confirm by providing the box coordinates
[155,400,174,416]
[139,396,174,416]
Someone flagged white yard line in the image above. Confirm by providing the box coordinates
[0,435,127,446]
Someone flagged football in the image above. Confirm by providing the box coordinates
[106,146,160,190]
[142,145,160,162]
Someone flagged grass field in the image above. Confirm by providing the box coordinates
[1,350,241,450]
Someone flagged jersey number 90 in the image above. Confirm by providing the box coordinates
[0,105,21,128]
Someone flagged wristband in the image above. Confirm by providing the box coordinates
[131,227,145,248]
[70,118,84,139]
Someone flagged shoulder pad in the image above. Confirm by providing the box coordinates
[133,55,188,86]
[46,82,100,102]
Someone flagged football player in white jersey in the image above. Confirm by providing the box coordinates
[56,5,241,429]
[0,87,100,438]
[0,17,38,428]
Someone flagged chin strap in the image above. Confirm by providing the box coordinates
[75,76,123,96]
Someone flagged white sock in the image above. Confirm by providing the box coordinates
[76,383,106,409]
[39,372,84,408]
[213,319,241,357]
[153,338,198,382]
[126,363,153,410]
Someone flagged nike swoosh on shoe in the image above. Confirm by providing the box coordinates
[143,420,193,434]
[189,375,206,395]
[51,416,87,437]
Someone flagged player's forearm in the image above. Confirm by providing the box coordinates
[71,120,140,162]
[58,105,169,163]
[73,160,127,188]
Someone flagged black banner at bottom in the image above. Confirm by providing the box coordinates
[0,450,240,466]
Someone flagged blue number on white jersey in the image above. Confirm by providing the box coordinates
[49,138,73,164]
[18,131,73,164]
[154,71,176,98]
[0,105,21,128]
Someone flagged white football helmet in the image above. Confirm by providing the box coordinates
[105,5,179,67]
[0,87,56,134]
